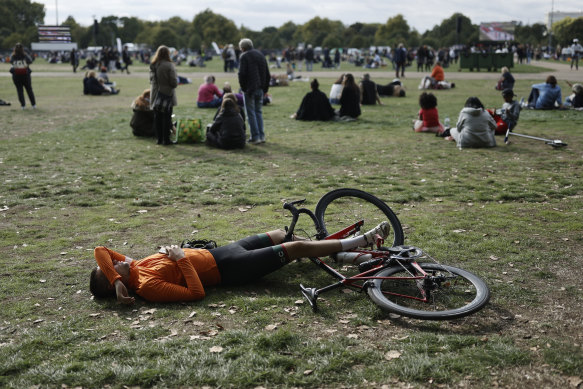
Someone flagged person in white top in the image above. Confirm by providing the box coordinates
[329,73,345,104]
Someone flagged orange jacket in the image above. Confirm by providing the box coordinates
[94,246,220,302]
[431,65,444,81]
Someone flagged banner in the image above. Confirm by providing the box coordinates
[479,22,515,42]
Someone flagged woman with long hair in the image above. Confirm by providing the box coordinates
[10,43,36,109]
[150,45,177,145]
[339,73,361,119]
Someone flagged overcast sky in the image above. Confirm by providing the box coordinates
[38,0,581,33]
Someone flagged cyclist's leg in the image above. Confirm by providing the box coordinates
[211,241,290,285]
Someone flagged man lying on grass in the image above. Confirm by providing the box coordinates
[90,223,390,304]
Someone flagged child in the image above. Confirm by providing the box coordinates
[487,88,521,135]
[413,92,445,134]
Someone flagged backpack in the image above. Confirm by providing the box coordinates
[181,239,218,249]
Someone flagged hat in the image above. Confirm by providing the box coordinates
[502,88,516,97]
[575,38,579,43]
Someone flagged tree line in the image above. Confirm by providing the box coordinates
[2,0,581,51]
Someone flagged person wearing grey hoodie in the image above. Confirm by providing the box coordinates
[449,97,497,149]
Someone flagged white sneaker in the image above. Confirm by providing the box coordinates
[363,221,391,246]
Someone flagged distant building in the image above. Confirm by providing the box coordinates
[547,11,583,29]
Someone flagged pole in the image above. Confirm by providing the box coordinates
[55,0,59,25]
[548,0,554,54]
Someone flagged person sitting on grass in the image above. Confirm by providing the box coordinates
[205,97,246,149]
[564,81,583,109]
[83,71,119,95]
[419,61,454,90]
[495,67,515,91]
[446,97,496,149]
[412,92,445,134]
[291,78,336,121]
[487,88,521,135]
[525,75,563,109]
[197,75,222,108]
[338,73,361,120]
[329,73,344,105]
[130,89,155,137]
[359,73,383,105]
[89,222,391,304]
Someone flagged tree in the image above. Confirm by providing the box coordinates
[421,13,478,47]
[296,17,344,47]
[152,26,179,49]
[192,9,239,47]
[118,17,144,44]
[374,15,411,47]
[277,21,298,47]
[61,16,87,46]
[514,22,547,46]
[552,17,583,47]
[0,0,45,48]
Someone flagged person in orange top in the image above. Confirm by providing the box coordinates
[90,223,391,304]
[430,62,445,82]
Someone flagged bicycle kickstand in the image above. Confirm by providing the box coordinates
[300,284,319,312]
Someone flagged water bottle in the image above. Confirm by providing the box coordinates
[444,116,451,129]
[335,252,373,264]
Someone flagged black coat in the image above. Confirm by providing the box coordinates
[295,89,335,121]
[238,49,270,94]
[206,108,246,149]
[339,86,361,118]
[84,77,107,95]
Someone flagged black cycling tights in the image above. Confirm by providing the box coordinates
[210,233,289,285]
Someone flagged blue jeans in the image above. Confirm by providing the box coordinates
[244,89,265,141]
[197,97,222,108]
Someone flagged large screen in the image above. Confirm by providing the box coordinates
[479,22,515,41]
[38,25,72,42]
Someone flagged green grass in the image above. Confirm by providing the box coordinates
[0,59,582,388]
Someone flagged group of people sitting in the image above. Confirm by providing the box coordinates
[292,73,406,122]
[131,69,582,150]
[82,67,120,95]
[413,88,521,149]
[418,62,455,90]
[524,75,583,110]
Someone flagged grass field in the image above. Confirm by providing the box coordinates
[0,58,582,388]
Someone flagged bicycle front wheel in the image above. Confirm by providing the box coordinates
[314,188,404,247]
[367,263,490,320]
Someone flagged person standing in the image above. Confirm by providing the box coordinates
[149,45,177,145]
[10,43,36,110]
[122,46,132,74]
[305,44,314,71]
[238,38,270,144]
[70,48,79,73]
[571,38,582,70]
[393,43,407,78]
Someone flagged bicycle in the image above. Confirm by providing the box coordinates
[282,188,490,320]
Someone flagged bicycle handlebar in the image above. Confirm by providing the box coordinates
[282,199,326,241]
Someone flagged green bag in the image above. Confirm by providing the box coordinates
[172,118,204,143]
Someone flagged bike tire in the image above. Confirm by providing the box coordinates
[367,263,490,320]
[314,188,404,247]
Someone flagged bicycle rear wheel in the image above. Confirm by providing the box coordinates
[367,263,490,320]
[314,188,404,247]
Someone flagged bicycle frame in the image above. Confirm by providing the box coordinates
[281,200,437,311]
